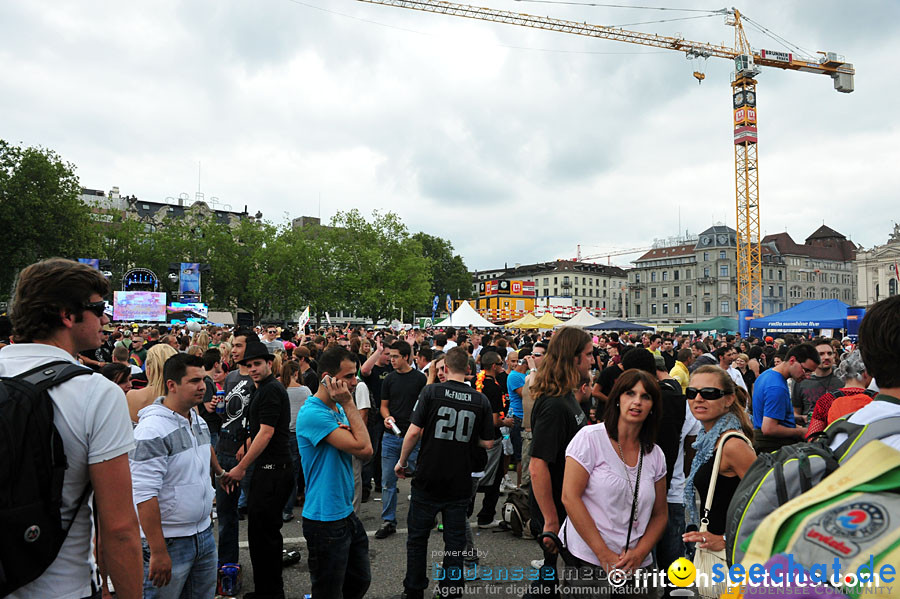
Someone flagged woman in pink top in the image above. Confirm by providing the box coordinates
[561,369,667,597]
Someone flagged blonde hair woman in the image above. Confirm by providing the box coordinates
[126,343,178,422]
[193,330,210,350]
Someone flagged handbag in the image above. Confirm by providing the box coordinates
[693,431,749,598]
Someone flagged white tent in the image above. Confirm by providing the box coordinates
[556,308,603,329]
[434,302,498,328]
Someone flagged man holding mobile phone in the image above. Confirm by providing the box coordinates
[297,347,373,599]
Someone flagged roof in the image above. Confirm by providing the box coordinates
[762,229,857,262]
[806,225,846,242]
[635,243,696,262]
[490,260,627,279]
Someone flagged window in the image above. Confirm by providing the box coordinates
[651,304,657,315]
[685,285,692,295]
[686,302,693,314]
[543,289,548,296]
[543,278,549,286]
[703,267,710,278]
[575,288,579,296]
[768,285,774,296]
[674,270,680,281]
[720,282,729,295]
[603,290,607,298]
[720,250,726,259]
[651,287,657,298]
[704,301,711,314]
[778,270,783,280]
[554,288,558,295]
[651,272,657,282]
[603,301,607,309]
[806,287,816,299]
[589,300,593,307]
[721,301,730,313]
[674,303,681,314]
[662,271,669,281]
[720,265,729,277]
[703,252,709,261]
[635,273,641,283]
[554,277,558,284]
[662,287,669,298]
[603,279,607,287]
[589,279,593,286]
[685,268,692,279]
[663,304,669,315]
[635,305,642,316]
[779,286,783,297]
[563,276,570,285]
[582,277,586,285]
[674,286,680,297]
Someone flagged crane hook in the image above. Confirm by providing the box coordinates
[693,71,706,84]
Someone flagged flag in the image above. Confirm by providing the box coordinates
[297,306,310,332]
[325,312,332,326]
[431,295,439,318]
[446,294,452,313]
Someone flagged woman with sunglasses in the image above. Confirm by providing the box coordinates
[559,369,667,597]
[682,366,756,553]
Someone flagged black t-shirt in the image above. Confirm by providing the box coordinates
[248,375,292,465]
[528,392,587,526]
[662,350,677,373]
[199,376,222,435]
[480,376,504,440]
[597,364,623,396]
[656,378,687,490]
[218,370,255,455]
[302,367,319,395]
[363,363,393,406]
[410,380,494,500]
[381,369,427,435]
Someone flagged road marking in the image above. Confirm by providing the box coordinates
[238,528,410,549]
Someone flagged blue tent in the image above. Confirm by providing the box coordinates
[749,299,850,330]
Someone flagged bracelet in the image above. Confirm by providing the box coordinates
[215,471,224,479]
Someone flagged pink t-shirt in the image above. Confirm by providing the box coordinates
[561,424,666,568]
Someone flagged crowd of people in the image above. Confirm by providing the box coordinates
[1,257,898,599]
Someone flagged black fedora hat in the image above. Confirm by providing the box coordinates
[239,340,275,365]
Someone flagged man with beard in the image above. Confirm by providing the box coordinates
[792,337,841,425]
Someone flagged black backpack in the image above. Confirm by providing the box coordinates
[0,360,94,596]
[501,488,531,537]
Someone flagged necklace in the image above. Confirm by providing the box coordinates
[615,440,642,526]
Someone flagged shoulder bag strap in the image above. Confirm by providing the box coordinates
[624,449,643,549]
[700,431,745,533]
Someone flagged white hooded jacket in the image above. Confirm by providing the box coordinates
[130,398,214,538]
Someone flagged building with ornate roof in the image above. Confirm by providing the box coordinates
[627,224,856,325]
[855,224,900,305]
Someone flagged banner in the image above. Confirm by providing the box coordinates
[77,258,100,269]
[297,306,310,331]
[325,312,332,326]
[432,295,439,319]
[446,294,452,313]
[179,262,201,296]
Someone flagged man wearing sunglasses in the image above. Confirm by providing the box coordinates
[751,342,820,453]
[263,326,284,354]
[1,259,142,599]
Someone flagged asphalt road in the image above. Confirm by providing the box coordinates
[222,478,547,599]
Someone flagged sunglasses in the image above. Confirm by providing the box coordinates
[532,352,545,357]
[685,387,726,400]
[82,301,106,319]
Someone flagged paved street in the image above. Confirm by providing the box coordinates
[222,478,546,598]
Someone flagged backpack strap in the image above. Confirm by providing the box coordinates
[14,361,93,391]
[836,416,900,463]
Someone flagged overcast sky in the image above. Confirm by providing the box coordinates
[2,1,897,271]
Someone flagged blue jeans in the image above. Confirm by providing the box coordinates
[215,454,240,565]
[141,526,217,599]
[404,489,469,599]
[656,502,687,587]
[302,513,371,599]
[283,435,303,515]
[380,432,420,524]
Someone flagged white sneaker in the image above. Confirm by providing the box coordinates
[478,519,501,529]
[531,558,544,569]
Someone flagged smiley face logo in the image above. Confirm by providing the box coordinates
[667,557,696,587]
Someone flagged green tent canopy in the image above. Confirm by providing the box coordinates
[675,316,739,333]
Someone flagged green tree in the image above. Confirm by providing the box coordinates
[0,140,97,299]
[412,232,472,310]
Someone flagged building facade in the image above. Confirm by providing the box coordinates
[82,187,257,231]
[855,224,900,305]
[628,224,855,326]
[471,260,627,321]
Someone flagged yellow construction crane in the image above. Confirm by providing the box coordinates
[355,0,855,317]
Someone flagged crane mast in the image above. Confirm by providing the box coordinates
[356,0,854,317]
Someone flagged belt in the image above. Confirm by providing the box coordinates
[258,463,289,470]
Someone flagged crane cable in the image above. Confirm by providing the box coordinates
[511,0,723,13]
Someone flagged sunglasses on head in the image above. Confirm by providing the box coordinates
[685,387,726,400]
[82,300,106,319]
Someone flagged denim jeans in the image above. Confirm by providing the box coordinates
[215,453,240,565]
[141,526,217,599]
[381,432,419,524]
[404,489,469,599]
[303,513,371,599]
[283,435,303,515]
[655,503,686,576]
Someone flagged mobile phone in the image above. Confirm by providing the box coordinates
[321,376,330,388]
